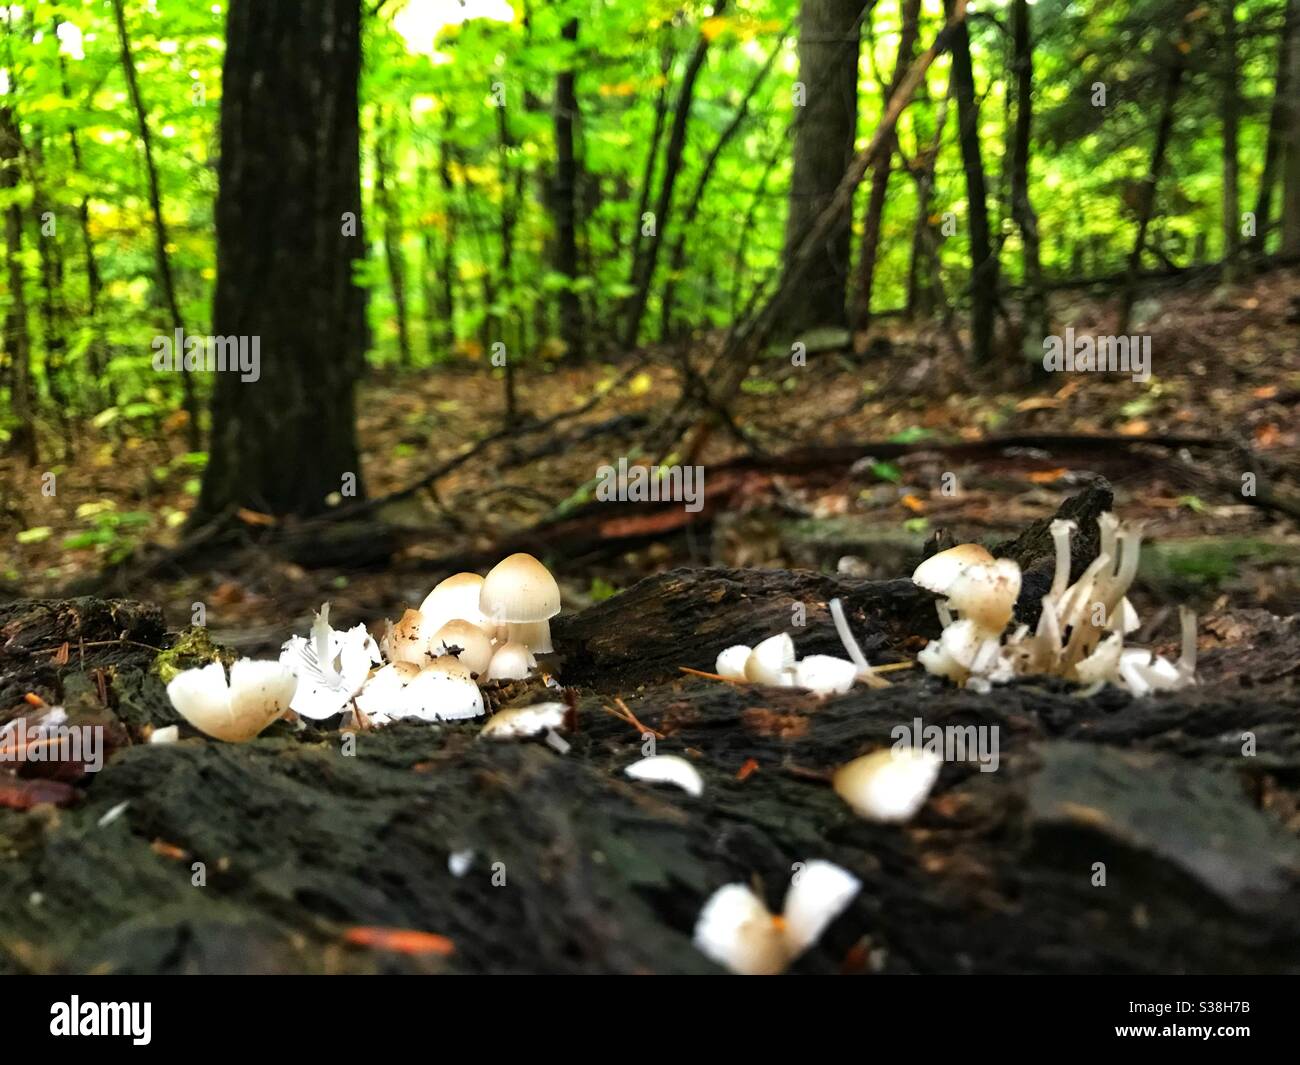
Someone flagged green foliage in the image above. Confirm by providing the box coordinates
[0,0,1287,446]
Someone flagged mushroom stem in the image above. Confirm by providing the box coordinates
[1049,520,1076,601]
[829,598,890,689]
[936,601,953,628]
[1178,606,1198,680]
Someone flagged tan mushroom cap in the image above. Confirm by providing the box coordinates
[911,542,994,595]
[479,552,561,624]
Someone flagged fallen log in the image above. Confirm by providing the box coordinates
[3,495,1299,974]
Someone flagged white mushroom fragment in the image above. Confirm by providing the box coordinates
[792,654,859,696]
[480,553,561,654]
[479,701,567,739]
[624,754,704,797]
[693,860,861,976]
[354,661,419,722]
[833,748,943,823]
[279,602,381,720]
[166,659,297,743]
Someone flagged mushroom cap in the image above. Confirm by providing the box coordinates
[911,543,995,595]
[833,748,942,823]
[714,644,751,680]
[385,608,429,666]
[693,883,789,976]
[486,641,536,681]
[479,553,561,624]
[166,659,296,743]
[944,558,1021,634]
[419,572,490,631]
[625,754,704,797]
[479,701,566,739]
[744,633,796,686]
[430,619,494,677]
[402,664,484,720]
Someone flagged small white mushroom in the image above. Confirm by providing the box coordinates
[166,659,297,743]
[714,644,752,680]
[693,860,861,976]
[625,754,704,797]
[833,748,942,823]
[911,542,995,597]
[744,633,796,686]
[485,641,536,681]
[792,654,859,696]
[385,608,430,666]
[400,659,484,721]
[418,571,490,632]
[354,661,419,721]
[429,619,494,677]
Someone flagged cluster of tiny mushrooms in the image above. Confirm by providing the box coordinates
[159,511,1195,975]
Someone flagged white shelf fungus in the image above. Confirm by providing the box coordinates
[166,659,297,742]
[833,748,943,823]
[624,754,704,797]
[693,860,861,975]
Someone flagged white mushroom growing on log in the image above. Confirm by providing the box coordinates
[912,512,1197,695]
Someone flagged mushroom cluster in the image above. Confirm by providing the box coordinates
[167,552,563,739]
[712,599,890,695]
[912,512,1197,696]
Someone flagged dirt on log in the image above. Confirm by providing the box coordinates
[2,491,1299,974]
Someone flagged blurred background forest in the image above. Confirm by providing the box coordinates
[0,0,1296,647]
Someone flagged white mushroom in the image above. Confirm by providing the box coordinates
[744,633,796,686]
[485,640,536,681]
[479,701,567,739]
[625,754,704,797]
[429,619,494,677]
[480,553,561,654]
[166,659,297,743]
[418,572,490,632]
[714,644,751,680]
[833,748,943,823]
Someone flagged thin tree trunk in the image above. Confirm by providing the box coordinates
[622,1,730,348]
[626,34,675,303]
[1119,9,1193,333]
[852,0,920,332]
[1221,0,1241,282]
[0,107,37,464]
[1251,3,1294,253]
[437,111,457,352]
[59,49,107,402]
[110,0,199,449]
[1010,0,1047,367]
[945,0,998,367]
[553,18,584,361]
[496,106,521,426]
[1283,0,1300,255]
[780,0,868,337]
[660,26,786,340]
[374,125,412,369]
[196,0,366,521]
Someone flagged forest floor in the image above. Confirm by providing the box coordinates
[2,266,1298,657]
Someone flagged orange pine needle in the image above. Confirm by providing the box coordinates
[342,926,455,956]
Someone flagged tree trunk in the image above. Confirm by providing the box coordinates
[1221,0,1241,282]
[780,0,867,337]
[906,86,950,321]
[195,0,366,521]
[1118,10,1192,333]
[945,0,998,367]
[552,18,584,362]
[0,108,37,465]
[1009,0,1047,367]
[660,29,786,340]
[622,2,730,348]
[852,0,920,333]
[374,126,412,369]
[110,0,199,449]
[1283,0,1300,255]
[437,112,458,353]
[1251,2,1294,253]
